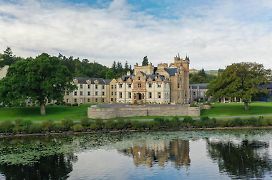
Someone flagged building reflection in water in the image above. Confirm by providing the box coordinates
[119,139,190,168]
[207,139,272,179]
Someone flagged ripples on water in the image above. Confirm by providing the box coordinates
[0,130,272,180]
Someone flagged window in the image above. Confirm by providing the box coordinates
[149,92,152,98]
[102,85,105,89]
[111,85,114,89]
[119,84,123,88]
[128,84,131,88]
[74,99,77,103]
[149,83,152,88]
[95,91,98,96]
[102,92,105,96]
[88,91,91,96]
[138,83,141,88]
[80,84,83,89]
[119,92,122,98]
[87,98,90,102]
[102,98,104,102]
[128,92,131,98]
[115,85,117,89]
[138,77,140,80]
[88,84,90,89]
[111,92,114,96]
[66,91,69,95]
[95,84,98,89]
[111,98,113,102]
[178,83,180,88]
[157,84,161,88]
[95,98,98,102]
[66,99,69,103]
[115,92,117,95]
[74,91,77,96]
[158,92,161,99]
[80,91,83,96]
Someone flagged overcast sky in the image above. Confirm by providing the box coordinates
[0,0,272,69]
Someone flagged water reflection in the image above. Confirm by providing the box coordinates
[119,139,190,168]
[0,131,271,179]
[207,139,272,179]
[0,153,76,180]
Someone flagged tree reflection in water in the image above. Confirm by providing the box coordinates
[0,153,76,180]
[207,139,272,179]
[119,139,190,168]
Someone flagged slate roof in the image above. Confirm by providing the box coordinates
[164,68,178,76]
[74,77,109,84]
[190,83,209,89]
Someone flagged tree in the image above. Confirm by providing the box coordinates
[0,47,15,67]
[207,62,271,110]
[142,56,149,66]
[0,53,76,115]
[189,69,216,84]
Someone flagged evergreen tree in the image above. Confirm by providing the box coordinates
[142,56,149,66]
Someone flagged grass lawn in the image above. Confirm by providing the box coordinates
[202,102,272,117]
[0,104,89,121]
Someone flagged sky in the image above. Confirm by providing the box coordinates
[0,0,272,69]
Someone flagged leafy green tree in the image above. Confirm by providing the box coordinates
[0,53,75,115]
[207,62,271,110]
[190,69,216,84]
[142,56,149,66]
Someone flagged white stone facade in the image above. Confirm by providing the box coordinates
[63,77,110,104]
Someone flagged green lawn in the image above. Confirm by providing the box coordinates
[0,104,89,121]
[202,102,272,117]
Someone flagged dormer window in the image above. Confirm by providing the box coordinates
[128,84,131,88]
[157,84,161,88]
[119,84,123,88]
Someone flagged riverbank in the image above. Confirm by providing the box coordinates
[0,115,272,137]
[1,126,272,138]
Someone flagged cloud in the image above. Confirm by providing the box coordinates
[0,0,272,69]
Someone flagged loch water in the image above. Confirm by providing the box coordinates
[0,130,272,180]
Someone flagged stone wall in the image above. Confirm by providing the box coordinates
[88,104,200,119]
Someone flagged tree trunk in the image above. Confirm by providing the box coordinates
[244,102,249,111]
[40,103,46,115]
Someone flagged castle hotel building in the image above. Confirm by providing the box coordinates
[64,55,190,104]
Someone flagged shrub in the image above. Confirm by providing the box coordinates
[183,116,194,123]
[28,124,43,133]
[90,119,105,130]
[95,119,104,130]
[200,116,210,121]
[115,119,127,129]
[131,121,145,130]
[105,120,116,130]
[41,120,54,132]
[61,119,74,131]
[13,119,32,133]
[72,124,84,132]
[81,118,91,127]
[52,123,66,132]
[154,117,165,124]
[0,121,14,133]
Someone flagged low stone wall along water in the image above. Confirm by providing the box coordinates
[88,104,200,119]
